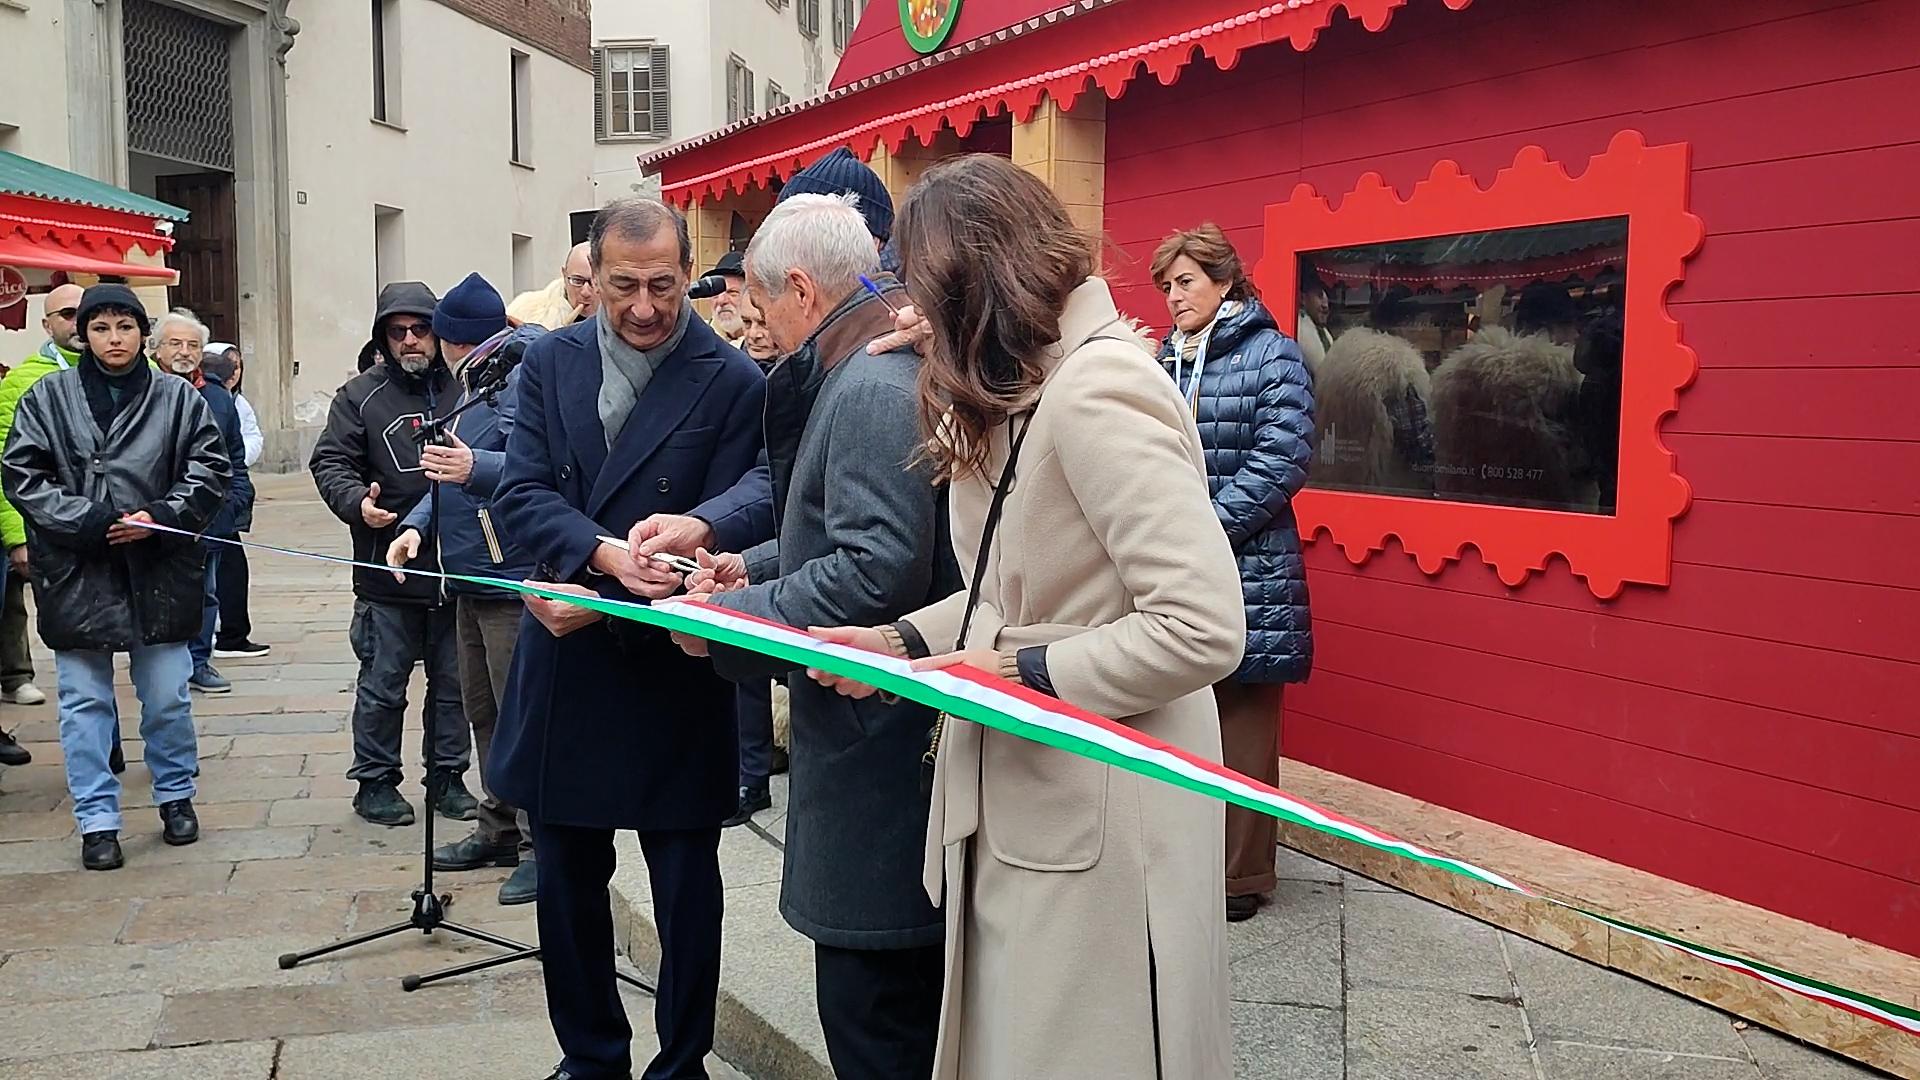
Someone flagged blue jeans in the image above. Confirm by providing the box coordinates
[189,546,221,671]
[55,643,198,834]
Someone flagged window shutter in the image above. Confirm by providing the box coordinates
[649,45,670,137]
[745,70,756,117]
[726,59,738,123]
[591,47,605,139]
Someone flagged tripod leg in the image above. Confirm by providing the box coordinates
[403,947,539,991]
[278,920,418,969]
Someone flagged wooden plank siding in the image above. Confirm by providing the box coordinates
[1101,0,1920,955]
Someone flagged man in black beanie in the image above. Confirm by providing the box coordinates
[310,281,476,827]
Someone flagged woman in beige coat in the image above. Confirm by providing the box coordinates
[812,154,1246,1080]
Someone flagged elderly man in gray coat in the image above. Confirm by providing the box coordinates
[670,193,958,1080]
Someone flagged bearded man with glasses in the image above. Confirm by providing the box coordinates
[309,281,477,827]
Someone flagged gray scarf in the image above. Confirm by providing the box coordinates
[597,302,691,448]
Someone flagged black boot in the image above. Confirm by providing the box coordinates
[432,830,519,870]
[498,859,538,906]
[353,779,416,827]
[432,770,478,821]
[158,799,200,846]
[0,728,29,767]
[81,830,124,871]
[721,782,772,828]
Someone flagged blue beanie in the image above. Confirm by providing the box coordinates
[433,272,507,345]
[779,147,894,242]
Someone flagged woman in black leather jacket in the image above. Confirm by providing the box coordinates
[1153,224,1316,923]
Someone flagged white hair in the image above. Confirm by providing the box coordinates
[152,307,209,346]
[745,193,879,301]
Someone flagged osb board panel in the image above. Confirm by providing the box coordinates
[1278,761,1920,1077]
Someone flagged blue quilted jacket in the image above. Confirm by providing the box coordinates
[1160,299,1315,683]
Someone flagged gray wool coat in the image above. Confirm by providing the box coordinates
[708,283,958,950]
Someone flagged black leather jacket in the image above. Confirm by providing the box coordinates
[0,353,229,650]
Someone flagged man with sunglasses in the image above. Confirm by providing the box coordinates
[310,281,477,827]
[0,283,84,766]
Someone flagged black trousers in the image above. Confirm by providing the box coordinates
[534,820,722,1080]
[814,941,944,1080]
[213,544,251,646]
[345,599,469,783]
[735,679,773,789]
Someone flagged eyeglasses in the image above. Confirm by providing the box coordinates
[384,322,434,343]
[564,275,593,290]
[51,307,79,319]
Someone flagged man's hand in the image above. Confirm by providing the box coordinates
[360,482,397,528]
[629,514,714,562]
[866,303,931,356]
[421,432,475,486]
[805,625,895,699]
[590,540,682,600]
[911,648,1001,676]
[7,545,26,575]
[107,511,157,546]
[386,528,422,582]
[684,548,747,597]
[523,581,605,638]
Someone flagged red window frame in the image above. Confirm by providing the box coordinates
[1256,131,1704,600]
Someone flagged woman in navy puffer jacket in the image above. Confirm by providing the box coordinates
[1153,224,1315,924]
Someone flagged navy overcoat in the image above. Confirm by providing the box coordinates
[487,315,773,830]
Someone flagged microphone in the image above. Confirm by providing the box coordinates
[687,275,730,300]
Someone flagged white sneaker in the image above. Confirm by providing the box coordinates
[5,682,46,706]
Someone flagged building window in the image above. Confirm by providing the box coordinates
[767,82,790,111]
[511,233,536,295]
[374,204,405,290]
[371,0,400,124]
[725,55,755,123]
[594,44,670,141]
[509,50,533,165]
[767,0,786,9]
[798,0,820,38]
[832,0,862,51]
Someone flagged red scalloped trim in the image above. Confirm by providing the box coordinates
[659,0,1473,206]
[1254,131,1703,599]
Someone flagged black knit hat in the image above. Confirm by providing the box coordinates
[778,147,894,241]
[76,283,150,337]
[433,272,507,345]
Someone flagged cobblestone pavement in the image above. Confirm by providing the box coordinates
[0,476,740,1080]
[0,475,1884,1080]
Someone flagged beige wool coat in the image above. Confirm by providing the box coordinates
[900,278,1246,1080]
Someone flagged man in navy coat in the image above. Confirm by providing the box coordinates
[489,198,772,1080]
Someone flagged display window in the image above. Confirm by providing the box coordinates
[1260,132,1703,598]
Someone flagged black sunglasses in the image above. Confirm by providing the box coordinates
[384,322,434,343]
[51,307,79,319]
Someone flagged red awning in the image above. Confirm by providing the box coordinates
[0,193,178,283]
[646,0,1472,206]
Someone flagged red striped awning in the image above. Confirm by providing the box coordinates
[645,0,1472,206]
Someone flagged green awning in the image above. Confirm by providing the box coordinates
[0,151,189,221]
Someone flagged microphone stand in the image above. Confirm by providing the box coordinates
[279,363,652,996]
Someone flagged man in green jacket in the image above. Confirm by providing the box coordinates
[0,283,82,767]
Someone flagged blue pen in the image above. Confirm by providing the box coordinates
[858,274,902,314]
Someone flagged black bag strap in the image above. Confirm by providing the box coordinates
[953,413,1034,652]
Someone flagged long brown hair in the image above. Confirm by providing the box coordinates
[895,154,1098,480]
[1149,223,1258,302]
